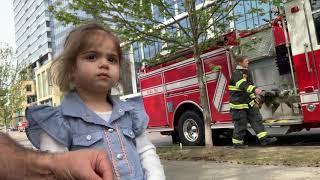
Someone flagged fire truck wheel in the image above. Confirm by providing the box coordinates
[178,110,204,146]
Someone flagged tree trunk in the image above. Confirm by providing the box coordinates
[185,0,213,147]
[4,118,7,133]
[194,51,213,147]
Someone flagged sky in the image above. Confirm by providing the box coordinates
[0,0,15,49]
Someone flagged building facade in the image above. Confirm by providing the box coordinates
[13,0,56,105]
[13,0,54,68]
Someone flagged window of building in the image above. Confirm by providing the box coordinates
[48,70,52,95]
[233,0,272,30]
[164,0,176,16]
[133,42,141,62]
[152,5,164,23]
[27,95,37,104]
[176,0,186,13]
[47,32,51,38]
[42,71,47,97]
[196,0,204,6]
[48,42,52,48]
[37,74,42,98]
[143,44,151,60]
[46,21,50,27]
[26,85,32,92]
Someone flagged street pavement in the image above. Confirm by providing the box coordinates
[163,160,320,180]
[6,131,320,180]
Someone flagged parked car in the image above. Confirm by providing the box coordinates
[9,126,18,131]
[18,122,27,132]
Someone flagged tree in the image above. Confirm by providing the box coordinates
[50,0,279,147]
[0,45,27,132]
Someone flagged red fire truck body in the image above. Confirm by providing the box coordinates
[138,0,320,145]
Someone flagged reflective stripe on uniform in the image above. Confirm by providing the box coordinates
[247,85,255,93]
[235,78,246,89]
[257,131,268,139]
[249,93,256,99]
[229,103,249,109]
[249,100,256,107]
[232,138,244,144]
[228,85,241,91]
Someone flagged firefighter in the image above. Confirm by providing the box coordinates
[229,55,277,148]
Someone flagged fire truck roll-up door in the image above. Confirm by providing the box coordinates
[285,0,320,122]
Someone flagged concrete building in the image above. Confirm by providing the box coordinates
[13,0,56,105]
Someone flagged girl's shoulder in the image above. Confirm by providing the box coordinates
[26,105,62,120]
[117,96,149,137]
[26,105,72,149]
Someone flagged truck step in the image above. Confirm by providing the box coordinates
[146,127,174,133]
[211,118,303,129]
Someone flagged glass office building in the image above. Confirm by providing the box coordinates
[13,0,54,68]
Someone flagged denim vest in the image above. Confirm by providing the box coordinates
[26,91,148,180]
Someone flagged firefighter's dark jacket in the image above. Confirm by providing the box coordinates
[229,66,257,109]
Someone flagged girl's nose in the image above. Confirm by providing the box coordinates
[98,58,109,69]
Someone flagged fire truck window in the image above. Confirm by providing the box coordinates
[310,0,320,11]
[313,12,320,45]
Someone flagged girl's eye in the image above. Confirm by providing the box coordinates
[86,54,96,61]
[108,57,119,64]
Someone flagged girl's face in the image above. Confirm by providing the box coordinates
[72,31,120,94]
[239,58,249,69]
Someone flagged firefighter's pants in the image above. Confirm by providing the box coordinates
[231,108,265,144]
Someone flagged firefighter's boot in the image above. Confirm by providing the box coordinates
[259,137,277,146]
[232,144,248,149]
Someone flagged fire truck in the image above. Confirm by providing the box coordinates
[138,0,320,146]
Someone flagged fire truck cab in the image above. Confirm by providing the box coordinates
[137,0,320,146]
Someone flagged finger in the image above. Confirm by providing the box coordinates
[95,154,114,180]
[82,171,103,180]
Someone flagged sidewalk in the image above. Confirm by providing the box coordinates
[163,160,320,180]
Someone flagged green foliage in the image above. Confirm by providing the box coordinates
[50,0,242,55]
[0,45,27,128]
[50,0,275,66]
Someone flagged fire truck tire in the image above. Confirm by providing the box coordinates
[178,110,204,146]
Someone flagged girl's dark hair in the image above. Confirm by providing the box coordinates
[50,22,122,92]
[235,55,247,64]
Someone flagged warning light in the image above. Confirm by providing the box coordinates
[291,6,299,13]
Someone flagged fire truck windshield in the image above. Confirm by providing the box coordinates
[310,0,320,11]
[310,0,320,44]
[312,12,320,45]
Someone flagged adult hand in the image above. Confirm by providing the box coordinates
[53,149,113,180]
